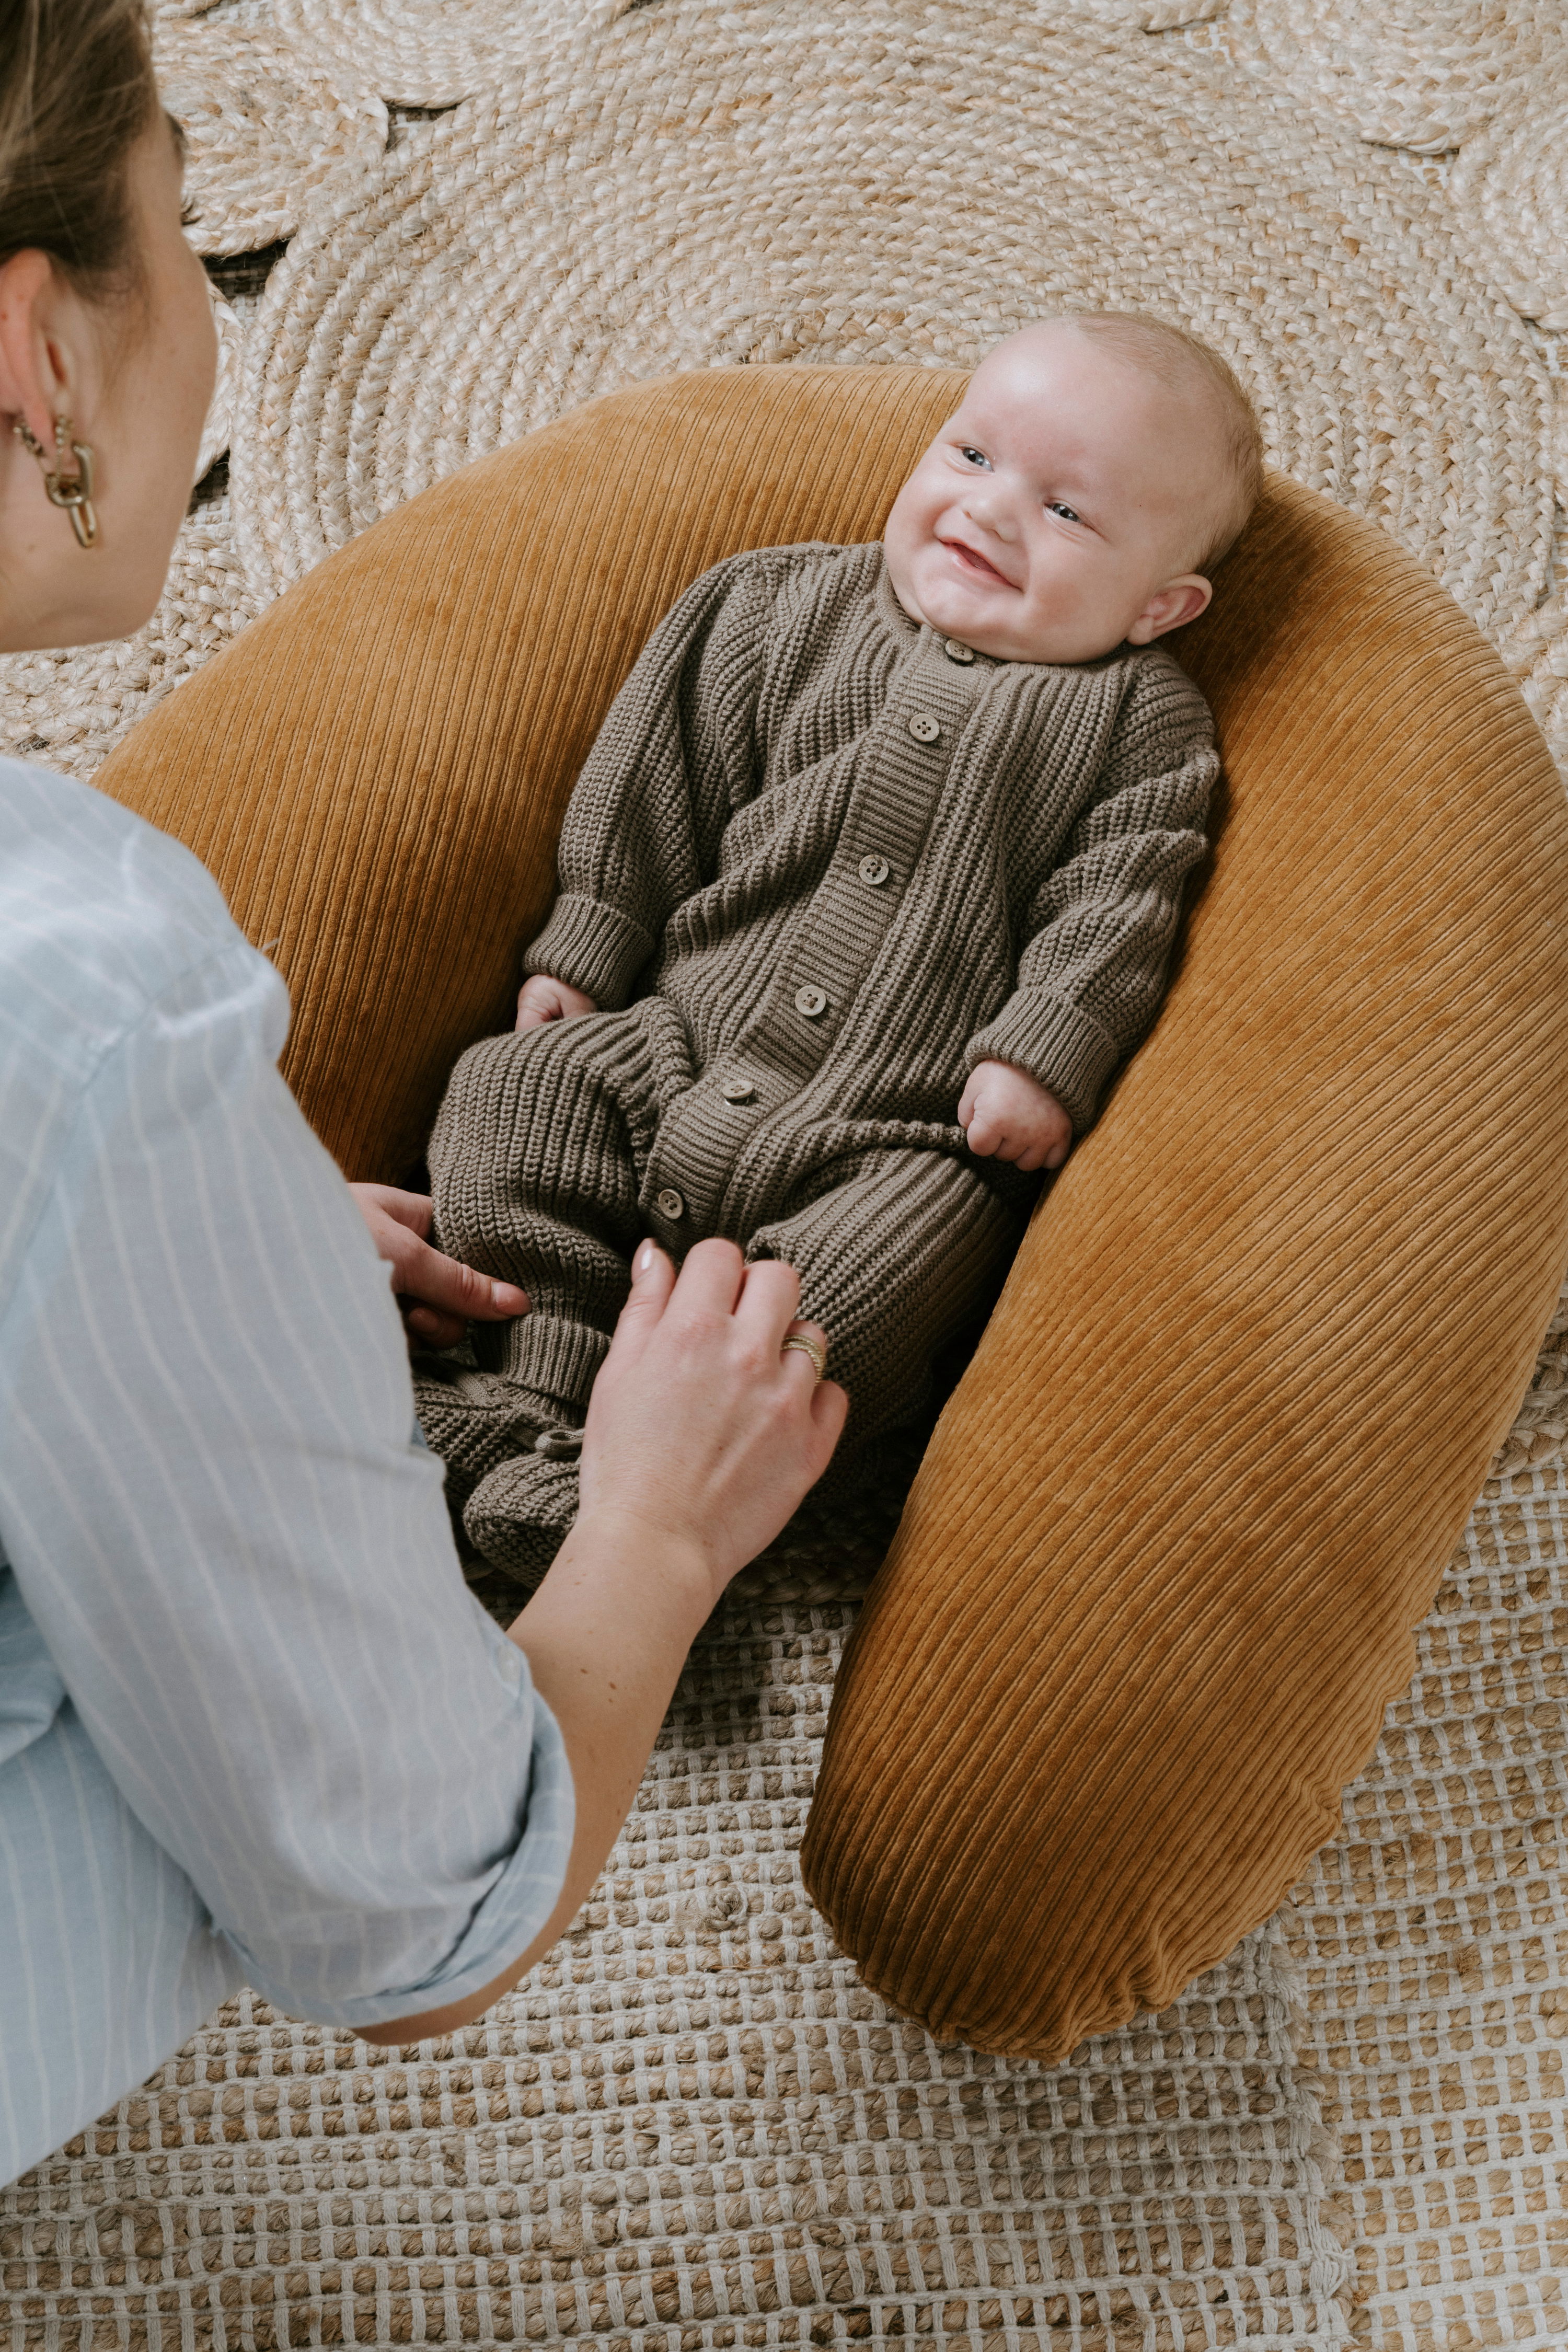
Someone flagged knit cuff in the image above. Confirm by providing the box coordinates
[964,993,1122,1137]
[524,893,656,1010]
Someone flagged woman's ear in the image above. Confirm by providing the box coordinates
[1125,573,1213,645]
[0,248,93,454]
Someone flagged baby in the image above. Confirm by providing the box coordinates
[418,313,1263,1574]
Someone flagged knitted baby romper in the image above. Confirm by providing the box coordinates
[419,543,1218,1575]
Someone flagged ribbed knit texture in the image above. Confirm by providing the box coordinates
[94,366,1568,2061]
[523,546,1216,1148]
[422,543,1214,1561]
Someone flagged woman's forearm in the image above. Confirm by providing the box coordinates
[357,1509,714,2043]
[360,1239,844,2047]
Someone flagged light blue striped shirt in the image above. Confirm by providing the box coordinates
[0,758,573,2185]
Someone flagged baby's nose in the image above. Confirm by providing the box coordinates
[963,484,1016,537]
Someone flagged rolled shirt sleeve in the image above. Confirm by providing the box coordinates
[0,765,572,2043]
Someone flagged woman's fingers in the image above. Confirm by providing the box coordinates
[581,1238,843,1600]
[730,1254,803,1352]
[347,1181,528,1339]
[660,1234,751,1322]
[606,1239,678,1362]
[398,1231,528,1323]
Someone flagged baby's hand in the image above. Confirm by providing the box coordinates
[516,973,598,1031]
[959,1059,1073,1173]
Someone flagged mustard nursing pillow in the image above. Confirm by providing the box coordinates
[98,365,1568,2055]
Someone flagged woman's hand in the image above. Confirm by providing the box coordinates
[516,974,597,1031]
[363,1239,845,2044]
[348,1182,528,1349]
[578,1238,847,1610]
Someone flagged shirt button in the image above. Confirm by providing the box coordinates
[655,1186,686,1219]
[794,984,828,1019]
[908,713,942,743]
[721,1076,756,1103]
[858,854,891,886]
[944,638,976,665]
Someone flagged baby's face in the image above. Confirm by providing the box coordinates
[883,325,1222,665]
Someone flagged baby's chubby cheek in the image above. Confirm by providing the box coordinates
[880,492,931,626]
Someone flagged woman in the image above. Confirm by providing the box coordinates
[0,0,844,2185]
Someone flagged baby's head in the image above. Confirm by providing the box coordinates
[883,314,1263,665]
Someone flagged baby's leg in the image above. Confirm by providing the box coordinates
[746,1148,1027,1464]
[420,1006,672,1559]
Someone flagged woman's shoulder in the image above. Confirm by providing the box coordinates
[0,757,259,1081]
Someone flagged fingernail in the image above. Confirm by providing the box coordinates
[635,1240,655,1276]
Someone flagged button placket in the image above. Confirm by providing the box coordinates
[714,629,987,1227]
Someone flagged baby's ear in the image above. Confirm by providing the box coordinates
[1126,574,1212,644]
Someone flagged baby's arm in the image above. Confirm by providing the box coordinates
[522,552,786,1013]
[516,974,597,1031]
[963,662,1217,1138]
[960,1060,1073,1173]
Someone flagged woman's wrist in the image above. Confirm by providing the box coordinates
[509,1502,720,1653]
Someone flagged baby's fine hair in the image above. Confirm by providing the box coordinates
[1054,311,1265,574]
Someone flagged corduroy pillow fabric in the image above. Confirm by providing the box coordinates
[97,365,1568,2058]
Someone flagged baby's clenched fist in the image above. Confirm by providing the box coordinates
[959,1058,1073,1173]
[516,973,598,1031]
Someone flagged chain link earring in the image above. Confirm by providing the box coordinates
[11,413,98,548]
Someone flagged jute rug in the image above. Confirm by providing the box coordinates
[3,2,1566,2344]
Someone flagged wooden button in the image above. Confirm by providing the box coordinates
[721,1076,756,1102]
[534,1427,583,1459]
[858,854,890,886]
[944,638,975,664]
[907,713,941,743]
[794,985,828,1018]
[655,1186,686,1218]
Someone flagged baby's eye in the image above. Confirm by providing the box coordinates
[1047,501,1082,524]
[958,445,991,469]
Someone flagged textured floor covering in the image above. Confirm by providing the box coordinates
[3,0,1568,2344]
[0,1474,1353,2348]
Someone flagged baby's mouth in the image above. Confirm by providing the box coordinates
[940,537,1014,589]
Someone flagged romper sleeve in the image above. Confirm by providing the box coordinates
[523,549,790,1007]
[962,653,1218,1136]
[0,874,574,2030]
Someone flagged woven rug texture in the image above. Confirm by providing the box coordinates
[2,1,1566,2345]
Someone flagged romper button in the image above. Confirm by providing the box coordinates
[534,1426,584,1459]
[721,1076,756,1103]
[858,853,890,887]
[794,984,828,1018]
[908,713,942,743]
[944,638,975,664]
[655,1186,686,1219]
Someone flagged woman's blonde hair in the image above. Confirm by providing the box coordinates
[1,0,158,297]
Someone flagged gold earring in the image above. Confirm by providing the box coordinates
[11,412,98,548]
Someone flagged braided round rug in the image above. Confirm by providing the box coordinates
[1448,96,1568,333]
[153,8,387,257]
[270,0,641,109]
[226,0,1558,645]
[1220,0,1567,152]
[4,1,1568,2346]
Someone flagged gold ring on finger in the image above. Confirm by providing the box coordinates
[781,1333,827,1382]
